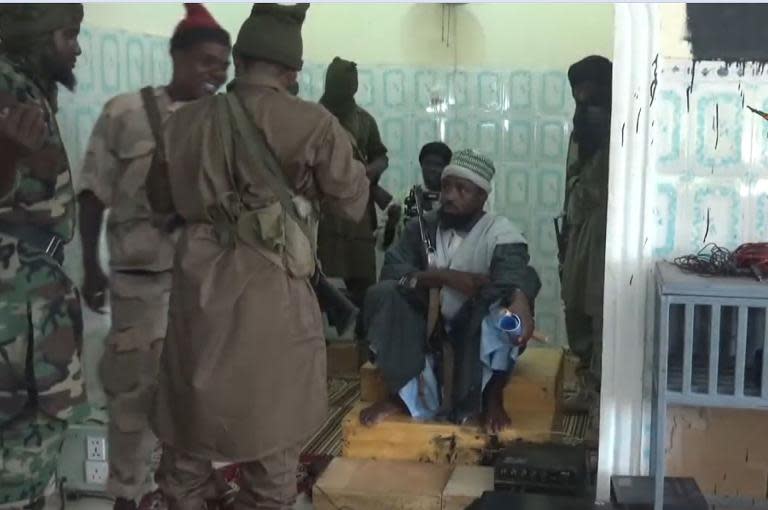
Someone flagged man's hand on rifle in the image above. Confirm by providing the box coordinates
[386,203,402,225]
[368,155,393,209]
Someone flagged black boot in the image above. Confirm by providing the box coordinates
[114,498,137,510]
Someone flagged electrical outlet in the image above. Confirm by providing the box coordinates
[84,460,109,485]
[86,436,107,461]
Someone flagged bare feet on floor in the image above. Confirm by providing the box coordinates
[483,372,511,434]
[359,397,406,427]
[484,397,511,434]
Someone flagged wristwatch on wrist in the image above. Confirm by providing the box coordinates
[398,273,418,289]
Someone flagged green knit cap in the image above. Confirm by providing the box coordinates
[0,4,83,47]
[233,3,309,71]
[442,149,496,193]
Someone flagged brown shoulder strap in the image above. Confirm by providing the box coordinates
[222,92,316,251]
[140,86,166,162]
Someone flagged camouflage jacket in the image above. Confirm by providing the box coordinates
[0,54,86,429]
[79,87,181,272]
[0,54,76,241]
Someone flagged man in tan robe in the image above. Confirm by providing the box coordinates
[78,6,231,509]
[146,4,369,510]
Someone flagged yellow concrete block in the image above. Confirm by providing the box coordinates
[342,401,555,465]
[360,361,389,403]
[313,457,453,510]
[442,465,494,510]
[326,342,360,378]
[503,346,564,415]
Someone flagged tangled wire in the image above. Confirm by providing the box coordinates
[673,243,742,276]
[674,243,768,279]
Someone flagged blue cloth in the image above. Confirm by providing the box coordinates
[398,301,519,420]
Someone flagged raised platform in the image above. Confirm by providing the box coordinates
[344,347,564,464]
[503,345,563,415]
[360,346,564,413]
[314,457,493,510]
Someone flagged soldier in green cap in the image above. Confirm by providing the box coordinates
[147,4,369,509]
[0,3,86,509]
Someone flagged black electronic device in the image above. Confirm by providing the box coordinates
[610,476,708,510]
[467,491,609,510]
[493,441,588,496]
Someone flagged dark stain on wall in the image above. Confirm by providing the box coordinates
[687,4,768,63]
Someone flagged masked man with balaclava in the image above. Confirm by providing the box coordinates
[0,4,86,508]
[77,5,231,509]
[317,57,390,329]
[146,4,369,509]
[560,56,612,433]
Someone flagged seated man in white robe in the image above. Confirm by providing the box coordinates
[360,149,541,431]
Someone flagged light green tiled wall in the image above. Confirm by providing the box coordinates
[58,26,575,384]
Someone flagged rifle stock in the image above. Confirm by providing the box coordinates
[313,271,358,335]
[350,137,393,210]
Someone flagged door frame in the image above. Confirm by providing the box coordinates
[596,2,660,501]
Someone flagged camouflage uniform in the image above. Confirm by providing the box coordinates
[79,87,180,502]
[561,144,608,389]
[0,51,85,509]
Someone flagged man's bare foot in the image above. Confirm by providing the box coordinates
[483,372,511,434]
[359,397,405,427]
[484,397,511,433]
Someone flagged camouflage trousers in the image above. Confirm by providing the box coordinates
[0,238,86,508]
[100,271,171,502]
[0,413,65,510]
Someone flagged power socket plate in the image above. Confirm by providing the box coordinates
[86,436,107,461]
[84,460,109,485]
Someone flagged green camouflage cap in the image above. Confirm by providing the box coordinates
[0,4,84,45]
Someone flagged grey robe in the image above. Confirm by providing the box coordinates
[364,211,541,422]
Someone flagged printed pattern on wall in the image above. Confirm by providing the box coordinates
[652,59,768,259]
[58,25,577,348]
[641,59,768,472]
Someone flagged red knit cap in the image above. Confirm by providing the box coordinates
[174,3,221,35]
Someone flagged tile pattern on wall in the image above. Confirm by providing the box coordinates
[640,58,768,472]
[58,25,577,348]
[651,59,768,260]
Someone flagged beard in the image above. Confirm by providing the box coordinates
[4,38,76,91]
[53,68,76,91]
[438,208,480,231]
[573,105,610,160]
[49,59,76,91]
[40,45,77,91]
